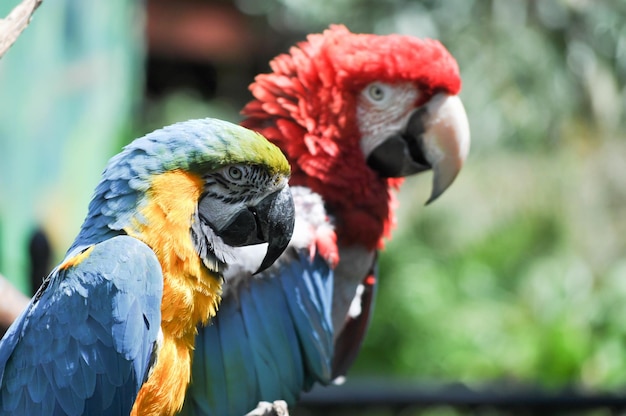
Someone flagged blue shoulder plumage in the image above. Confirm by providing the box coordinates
[181,250,334,416]
[0,236,162,416]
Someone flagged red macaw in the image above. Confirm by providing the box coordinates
[183,24,470,416]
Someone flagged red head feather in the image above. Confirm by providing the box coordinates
[241,25,461,250]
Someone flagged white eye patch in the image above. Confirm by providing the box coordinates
[357,82,421,157]
[363,82,392,105]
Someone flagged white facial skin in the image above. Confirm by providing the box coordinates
[357,81,421,158]
[356,81,471,203]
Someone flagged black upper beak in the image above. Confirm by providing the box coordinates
[213,186,295,274]
[253,186,295,274]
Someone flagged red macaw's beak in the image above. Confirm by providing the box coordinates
[366,93,470,204]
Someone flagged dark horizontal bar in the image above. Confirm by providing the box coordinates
[298,379,626,411]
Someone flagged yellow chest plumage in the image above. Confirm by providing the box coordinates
[124,170,222,416]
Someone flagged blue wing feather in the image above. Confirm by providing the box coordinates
[280,255,334,388]
[219,299,259,416]
[183,250,334,416]
[246,275,302,402]
[189,318,227,416]
[238,286,283,399]
[0,235,162,416]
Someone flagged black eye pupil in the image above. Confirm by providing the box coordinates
[229,167,242,179]
[369,85,384,100]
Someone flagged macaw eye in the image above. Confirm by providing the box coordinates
[366,83,386,102]
[226,166,244,181]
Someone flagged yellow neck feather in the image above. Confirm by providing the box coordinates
[126,169,222,416]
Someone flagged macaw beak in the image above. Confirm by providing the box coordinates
[253,186,295,274]
[366,93,470,204]
[214,186,295,274]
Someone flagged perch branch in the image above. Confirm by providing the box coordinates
[0,0,43,58]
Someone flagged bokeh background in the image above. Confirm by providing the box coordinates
[1,0,625,414]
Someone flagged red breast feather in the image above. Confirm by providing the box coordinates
[242,25,461,250]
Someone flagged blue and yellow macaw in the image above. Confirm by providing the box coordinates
[0,118,295,416]
[182,26,470,415]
